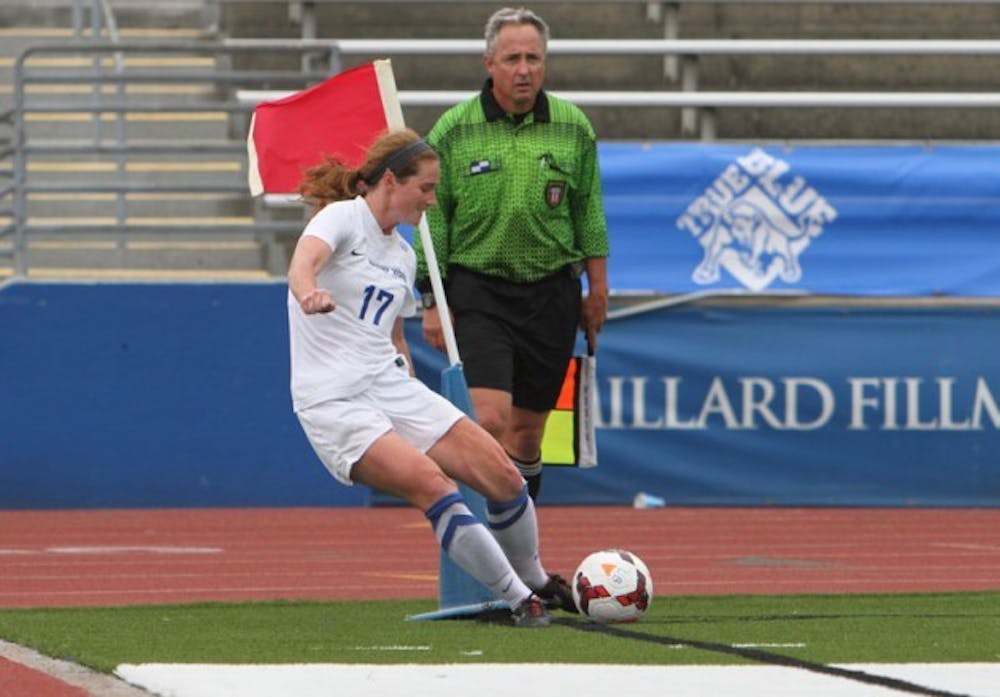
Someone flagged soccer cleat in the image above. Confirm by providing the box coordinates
[536,573,579,613]
[511,594,551,628]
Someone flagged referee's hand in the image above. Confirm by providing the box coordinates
[581,291,608,349]
[422,306,446,352]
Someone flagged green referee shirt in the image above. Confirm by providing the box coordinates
[415,80,609,289]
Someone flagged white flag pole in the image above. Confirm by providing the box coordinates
[417,214,460,366]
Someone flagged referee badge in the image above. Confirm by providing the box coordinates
[469,159,498,176]
[545,180,567,208]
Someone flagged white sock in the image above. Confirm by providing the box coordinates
[425,492,532,607]
[486,484,549,590]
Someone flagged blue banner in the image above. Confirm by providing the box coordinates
[531,303,999,506]
[0,281,368,509]
[600,143,1000,296]
[1,282,997,507]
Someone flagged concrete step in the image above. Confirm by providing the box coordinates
[676,2,1000,40]
[0,1,210,34]
[17,114,236,143]
[1,234,266,271]
[218,1,661,41]
[23,192,251,219]
[23,158,245,180]
[0,265,272,282]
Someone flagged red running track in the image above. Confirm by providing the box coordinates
[0,506,997,608]
[0,656,87,697]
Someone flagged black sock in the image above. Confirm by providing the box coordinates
[524,472,542,501]
[509,453,543,501]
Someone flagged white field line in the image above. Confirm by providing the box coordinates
[114,662,1000,697]
[45,546,223,555]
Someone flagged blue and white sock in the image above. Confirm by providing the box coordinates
[425,492,531,606]
[486,484,549,590]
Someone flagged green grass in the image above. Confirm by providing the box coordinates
[0,591,997,674]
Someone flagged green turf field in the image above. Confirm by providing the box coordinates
[0,591,997,674]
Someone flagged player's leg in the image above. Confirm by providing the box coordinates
[499,407,548,499]
[432,423,546,585]
[466,384,550,498]
[467,385,511,439]
[365,368,550,625]
[424,417,522,500]
[482,472,576,612]
[352,431,546,625]
[426,416,574,611]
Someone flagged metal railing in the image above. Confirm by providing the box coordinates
[230,37,1000,138]
[10,34,1000,276]
[208,0,1000,79]
[4,0,128,275]
[0,110,12,271]
[206,0,1000,42]
[7,41,344,276]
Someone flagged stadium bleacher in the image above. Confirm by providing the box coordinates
[3,0,1000,279]
[0,0,269,279]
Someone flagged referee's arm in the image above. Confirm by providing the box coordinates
[581,256,608,349]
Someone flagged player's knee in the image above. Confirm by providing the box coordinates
[473,405,508,440]
[504,422,545,460]
[490,458,528,501]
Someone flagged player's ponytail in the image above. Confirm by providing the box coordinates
[298,156,359,217]
[298,128,435,218]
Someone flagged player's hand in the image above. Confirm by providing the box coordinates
[421,306,446,353]
[300,288,335,314]
[581,291,608,350]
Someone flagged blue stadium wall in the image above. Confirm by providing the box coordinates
[1,143,998,509]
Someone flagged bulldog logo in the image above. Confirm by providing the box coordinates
[676,149,838,292]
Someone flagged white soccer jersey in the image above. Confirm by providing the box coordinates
[288,196,417,411]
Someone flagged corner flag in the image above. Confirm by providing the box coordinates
[247,60,404,196]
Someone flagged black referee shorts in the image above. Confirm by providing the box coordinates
[446,265,582,413]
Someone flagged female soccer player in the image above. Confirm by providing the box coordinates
[286,128,574,627]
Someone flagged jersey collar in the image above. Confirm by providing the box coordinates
[480,78,550,124]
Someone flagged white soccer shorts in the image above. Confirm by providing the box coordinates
[296,361,464,486]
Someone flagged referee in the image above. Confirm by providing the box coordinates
[415,6,610,501]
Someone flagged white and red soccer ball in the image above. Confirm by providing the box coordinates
[572,549,653,623]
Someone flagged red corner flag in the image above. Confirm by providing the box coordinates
[247,59,404,196]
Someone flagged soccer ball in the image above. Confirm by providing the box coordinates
[572,549,653,623]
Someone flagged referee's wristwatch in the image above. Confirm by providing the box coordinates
[420,292,436,310]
